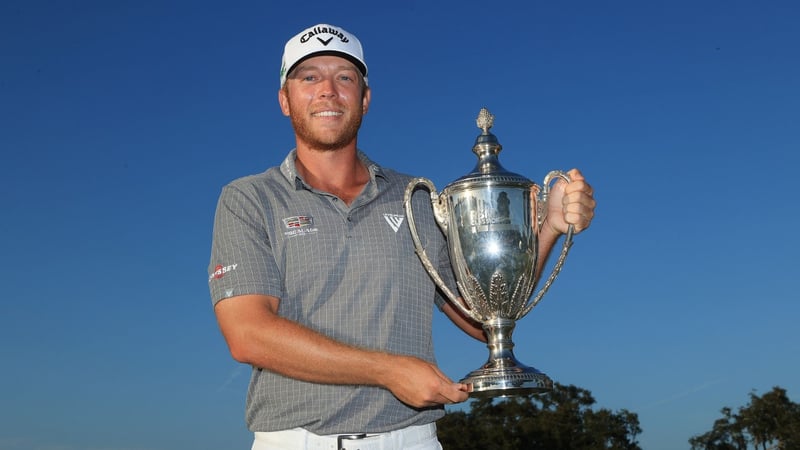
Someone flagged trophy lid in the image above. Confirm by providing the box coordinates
[450,108,532,188]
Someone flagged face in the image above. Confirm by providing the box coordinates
[278,55,371,151]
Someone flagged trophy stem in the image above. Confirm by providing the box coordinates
[460,317,553,397]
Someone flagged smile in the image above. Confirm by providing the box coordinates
[312,111,342,117]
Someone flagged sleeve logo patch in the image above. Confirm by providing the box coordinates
[209,264,238,282]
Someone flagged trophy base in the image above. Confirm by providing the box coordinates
[461,362,553,398]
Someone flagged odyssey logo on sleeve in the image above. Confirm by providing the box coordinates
[209,263,238,282]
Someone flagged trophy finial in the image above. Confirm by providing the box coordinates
[476,108,495,134]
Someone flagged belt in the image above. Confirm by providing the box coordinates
[253,423,438,450]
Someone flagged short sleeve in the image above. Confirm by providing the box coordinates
[208,183,284,305]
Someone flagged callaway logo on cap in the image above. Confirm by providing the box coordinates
[280,24,368,87]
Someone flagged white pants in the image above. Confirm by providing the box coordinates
[252,423,442,450]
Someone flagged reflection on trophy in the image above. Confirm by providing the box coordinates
[404,108,575,397]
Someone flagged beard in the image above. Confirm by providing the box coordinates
[289,104,364,152]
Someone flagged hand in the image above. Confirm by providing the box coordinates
[543,168,595,235]
[384,355,469,408]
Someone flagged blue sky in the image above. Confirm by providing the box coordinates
[2,1,798,449]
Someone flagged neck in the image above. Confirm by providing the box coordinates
[295,146,370,205]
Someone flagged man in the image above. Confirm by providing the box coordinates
[209,23,596,450]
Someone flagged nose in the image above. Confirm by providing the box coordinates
[318,76,338,99]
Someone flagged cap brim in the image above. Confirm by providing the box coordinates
[285,50,368,80]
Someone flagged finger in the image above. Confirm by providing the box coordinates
[439,385,469,404]
[561,188,595,207]
[567,168,585,181]
[564,207,594,231]
[429,366,468,404]
[564,179,593,196]
[550,177,568,195]
[564,200,595,218]
[564,210,592,226]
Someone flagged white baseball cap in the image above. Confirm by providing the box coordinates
[280,24,368,87]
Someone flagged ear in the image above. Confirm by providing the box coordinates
[361,86,371,115]
[278,88,291,117]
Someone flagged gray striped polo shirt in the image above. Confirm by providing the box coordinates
[208,150,456,434]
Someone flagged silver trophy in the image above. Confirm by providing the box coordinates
[404,108,575,397]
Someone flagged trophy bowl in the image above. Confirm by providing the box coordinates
[404,108,575,397]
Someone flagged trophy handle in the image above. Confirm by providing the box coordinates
[404,178,483,323]
[519,170,575,318]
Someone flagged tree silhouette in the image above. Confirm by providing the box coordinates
[689,386,800,450]
[437,383,642,450]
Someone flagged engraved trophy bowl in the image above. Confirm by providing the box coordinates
[404,108,575,397]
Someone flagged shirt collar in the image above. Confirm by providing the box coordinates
[279,149,386,190]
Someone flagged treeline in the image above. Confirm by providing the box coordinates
[436,383,642,450]
[436,383,800,450]
[690,386,800,450]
